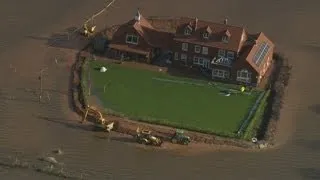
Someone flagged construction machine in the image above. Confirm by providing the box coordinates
[135,127,163,146]
[82,105,114,132]
[171,129,191,145]
[80,23,96,37]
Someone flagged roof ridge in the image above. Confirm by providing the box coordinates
[180,16,245,29]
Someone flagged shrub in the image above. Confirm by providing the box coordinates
[256,52,292,141]
[79,60,89,108]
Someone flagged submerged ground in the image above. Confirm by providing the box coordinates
[1,0,320,179]
[87,61,260,135]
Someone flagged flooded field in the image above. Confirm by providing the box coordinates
[0,0,320,179]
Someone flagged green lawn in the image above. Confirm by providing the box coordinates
[85,61,261,137]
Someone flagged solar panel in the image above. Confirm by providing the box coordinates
[253,42,270,67]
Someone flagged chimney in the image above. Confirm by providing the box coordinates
[194,17,198,30]
[134,8,141,22]
[224,18,228,25]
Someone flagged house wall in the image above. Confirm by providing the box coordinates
[171,41,220,67]
[109,26,153,63]
[112,26,153,52]
[231,60,258,85]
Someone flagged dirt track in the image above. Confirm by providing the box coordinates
[1,0,320,179]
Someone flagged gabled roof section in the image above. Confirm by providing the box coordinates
[111,11,173,49]
[174,17,245,52]
[239,32,274,73]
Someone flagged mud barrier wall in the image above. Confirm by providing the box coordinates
[70,48,290,148]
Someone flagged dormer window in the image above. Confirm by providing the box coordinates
[184,29,191,35]
[184,25,192,35]
[203,26,212,39]
[222,30,231,43]
[222,36,229,43]
[203,32,209,39]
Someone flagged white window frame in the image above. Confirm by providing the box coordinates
[202,47,208,55]
[184,28,191,35]
[193,56,199,64]
[174,52,179,60]
[203,32,209,39]
[182,43,188,51]
[218,49,225,57]
[126,34,139,45]
[212,69,230,79]
[193,56,210,68]
[222,36,229,43]
[195,45,201,53]
[227,51,235,60]
[237,69,252,83]
[180,53,187,61]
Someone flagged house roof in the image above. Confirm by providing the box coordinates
[109,12,173,50]
[109,12,246,52]
[174,17,246,52]
[107,11,275,73]
[238,32,275,73]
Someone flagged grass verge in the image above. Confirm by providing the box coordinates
[243,90,271,140]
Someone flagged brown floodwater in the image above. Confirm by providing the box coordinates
[1,0,320,179]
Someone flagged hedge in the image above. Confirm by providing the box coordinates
[79,60,89,108]
[243,90,271,140]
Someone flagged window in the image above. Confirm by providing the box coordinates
[174,52,179,60]
[218,49,225,57]
[202,47,208,55]
[193,56,210,68]
[237,69,252,83]
[126,34,139,45]
[212,69,230,79]
[222,36,229,43]
[184,28,191,35]
[227,51,235,60]
[199,58,203,64]
[182,43,188,51]
[194,45,201,53]
[181,53,187,61]
[193,57,199,64]
[203,32,209,39]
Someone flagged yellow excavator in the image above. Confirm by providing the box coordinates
[81,23,96,37]
[82,105,114,132]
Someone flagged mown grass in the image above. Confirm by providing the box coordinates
[86,61,261,137]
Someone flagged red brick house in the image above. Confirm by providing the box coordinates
[107,10,274,86]
[107,11,173,63]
